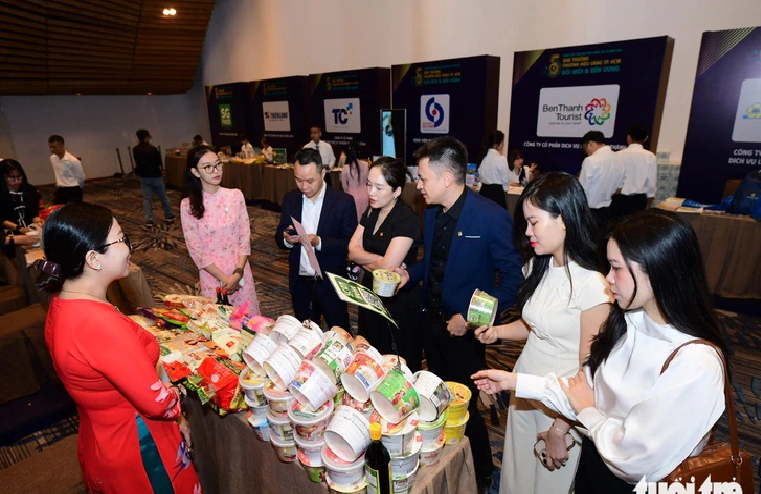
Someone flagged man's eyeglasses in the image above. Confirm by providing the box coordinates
[98,234,131,251]
[200,162,224,174]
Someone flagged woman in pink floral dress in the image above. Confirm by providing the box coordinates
[180,146,260,313]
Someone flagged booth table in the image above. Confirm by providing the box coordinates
[184,395,478,494]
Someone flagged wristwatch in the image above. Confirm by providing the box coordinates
[233,267,244,276]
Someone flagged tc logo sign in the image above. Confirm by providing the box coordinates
[421,95,450,134]
[324,98,361,133]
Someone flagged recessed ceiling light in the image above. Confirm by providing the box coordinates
[76,93,81,96]
[162,8,176,15]
[147,92,153,96]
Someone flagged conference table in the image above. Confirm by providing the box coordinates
[184,395,478,494]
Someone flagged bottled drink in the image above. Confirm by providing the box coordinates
[365,422,391,494]
[221,288,230,306]
[216,286,223,305]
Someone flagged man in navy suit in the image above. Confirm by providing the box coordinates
[275,148,357,329]
[393,137,522,494]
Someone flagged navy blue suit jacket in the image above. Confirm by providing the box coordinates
[407,189,522,319]
[275,186,358,293]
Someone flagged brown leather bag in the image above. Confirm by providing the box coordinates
[662,340,754,492]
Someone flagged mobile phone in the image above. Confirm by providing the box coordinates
[285,227,297,236]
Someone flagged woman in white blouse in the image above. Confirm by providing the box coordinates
[473,209,727,493]
[478,131,510,208]
[475,172,612,494]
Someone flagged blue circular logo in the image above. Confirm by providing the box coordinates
[425,97,445,127]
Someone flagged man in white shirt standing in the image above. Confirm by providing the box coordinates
[612,123,657,217]
[578,131,624,232]
[304,126,336,170]
[48,134,85,204]
[239,134,254,158]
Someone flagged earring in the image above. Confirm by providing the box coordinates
[96,264,102,272]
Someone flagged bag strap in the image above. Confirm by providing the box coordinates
[660,340,741,469]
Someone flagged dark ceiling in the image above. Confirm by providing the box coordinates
[0,0,216,95]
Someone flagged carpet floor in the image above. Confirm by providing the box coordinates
[1,176,760,492]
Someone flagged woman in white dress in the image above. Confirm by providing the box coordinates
[474,172,612,494]
[473,209,727,493]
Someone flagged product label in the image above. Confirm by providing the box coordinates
[365,464,392,494]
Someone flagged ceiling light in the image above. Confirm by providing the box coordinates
[162,8,176,16]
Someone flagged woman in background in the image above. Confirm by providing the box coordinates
[0,159,42,258]
[38,202,200,493]
[341,140,369,223]
[478,131,510,209]
[181,146,260,312]
[261,137,274,164]
[507,149,538,186]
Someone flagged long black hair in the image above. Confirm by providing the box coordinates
[36,202,114,293]
[183,146,213,220]
[346,140,362,184]
[586,209,727,374]
[513,172,600,311]
[478,131,505,165]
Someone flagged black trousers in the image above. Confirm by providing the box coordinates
[291,275,350,330]
[53,186,83,205]
[611,193,648,219]
[575,436,635,494]
[590,206,611,236]
[358,305,423,372]
[422,315,493,482]
[479,184,507,209]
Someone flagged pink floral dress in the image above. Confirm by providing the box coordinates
[180,187,260,313]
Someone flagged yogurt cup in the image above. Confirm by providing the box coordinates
[252,421,271,442]
[370,368,420,423]
[322,443,366,487]
[264,343,302,391]
[267,410,294,442]
[412,370,451,422]
[270,315,302,345]
[238,368,268,406]
[326,475,367,494]
[372,269,402,297]
[288,398,334,443]
[419,431,446,468]
[445,381,472,423]
[242,332,277,377]
[289,325,324,359]
[417,411,447,449]
[263,380,293,418]
[314,338,355,384]
[444,411,469,444]
[390,433,421,478]
[466,289,498,327]
[270,434,297,463]
[246,403,269,426]
[391,464,418,494]
[298,447,326,483]
[340,348,386,402]
[342,392,376,421]
[322,326,354,347]
[289,359,338,409]
[380,412,420,457]
[294,435,325,466]
[323,405,371,462]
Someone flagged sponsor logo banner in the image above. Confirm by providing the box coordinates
[420,95,450,134]
[732,78,761,143]
[263,101,291,132]
[324,98,361,133]
[537,85,620,137]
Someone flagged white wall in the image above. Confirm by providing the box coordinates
[200,0,761,164]
[1,73,210,186]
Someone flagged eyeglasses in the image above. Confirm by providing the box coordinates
[200,162,224,174]
[97,234,131,251]
[5,175,22,181]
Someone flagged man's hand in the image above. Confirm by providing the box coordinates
[283,225,300,245]
[308,234,320,247]
[447,313,468,336]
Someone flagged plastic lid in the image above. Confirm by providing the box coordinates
[369,422,382,441]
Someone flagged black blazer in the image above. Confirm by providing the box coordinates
[275,185,358,293]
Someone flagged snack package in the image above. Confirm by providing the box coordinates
[185,357,247,412]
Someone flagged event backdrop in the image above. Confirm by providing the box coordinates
[508,37,673,174]
[392,56,500,166]
[247,76,311,159]
[678,27,761,203]
[309,68,391,159]
[205,82,251,151]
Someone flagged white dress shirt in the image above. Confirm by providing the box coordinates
[262,146,274,163]
[478,148,511,190]
[241,143,254,158]
[303,140,336,170]
[515,309,725,484]
[616,144,657,197]
[285,181,326,276]
[578,145,624,209]
[50,151,85,187]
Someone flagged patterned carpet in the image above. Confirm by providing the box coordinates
[2,176,760,491]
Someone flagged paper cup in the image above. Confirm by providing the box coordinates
[412,370,451,422]
[417,412,447,449]
[381,412,420,457]
[326,475,367,494]
[264,343,302,391]
[270,315,303,345]
[322,326,354,347]
[239,368,268,406]
[247,404,269,426]
[322,443,366,487]
[340,348,386,402]
[391,464,418,494]
[288,397,334,443]
[466,289,498,327]
[242,332,278,377]
[252,421,271,442]
[289,359,338,409]
[443,411,469,444]
[267,410,294,442]
[390,432,422,478]
[419,430,446,468]
[372,269,401,297]
[295,435,325,466]
[444,382,472,423]
[370,368,420,423]
[323,405,371,462]
[270,434,297,463]
[314,339,355,384]
[289,327,324,359]
[342,388,376,420]
[263,380,293,417]
[298,447,326,483]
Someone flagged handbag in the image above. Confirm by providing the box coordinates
[662,340,754,492]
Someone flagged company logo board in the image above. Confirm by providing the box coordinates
[536,85,620,138]
[219,103,232,128]
[324,98,361,133]
[420,95,450,134]
[732,78,761,143]
[263,101,291,132]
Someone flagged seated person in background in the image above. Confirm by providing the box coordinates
[240,134,254,158]
[261,137,274,163]
[193,134,209,147]
[0,159,42,259]
[507,149,538,186]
